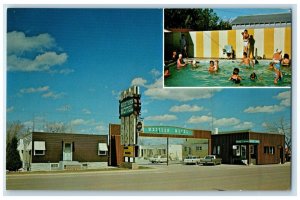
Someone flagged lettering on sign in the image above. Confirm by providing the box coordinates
[143,126,193,136]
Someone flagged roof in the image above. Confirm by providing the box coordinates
[231,13,291,25]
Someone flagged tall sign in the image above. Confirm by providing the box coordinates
[119,86,141,148]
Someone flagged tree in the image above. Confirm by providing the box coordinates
[45,122,71,133]
[263,117,291,150]
[6,136,22,171]
[164,8,232,31]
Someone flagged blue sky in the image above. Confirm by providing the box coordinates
[6,8,291,135]
[213,8,291,21]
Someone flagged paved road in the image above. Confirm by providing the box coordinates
[6,162,291,192]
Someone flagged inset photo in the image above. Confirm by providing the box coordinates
[163,8,292,87]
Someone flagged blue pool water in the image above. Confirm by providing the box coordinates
[164,59,291,87]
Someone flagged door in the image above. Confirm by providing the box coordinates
[63,143,72,161]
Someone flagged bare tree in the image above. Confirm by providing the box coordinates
[6,121,26,144]
[45,122,71,133]
[263,117,291,150]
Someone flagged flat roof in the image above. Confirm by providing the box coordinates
[231,13,291,25]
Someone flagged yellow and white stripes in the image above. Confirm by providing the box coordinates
[190,27,291,59]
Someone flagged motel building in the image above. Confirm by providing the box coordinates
[17,132,108,171]
[109,124,286,166]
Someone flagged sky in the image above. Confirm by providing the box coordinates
[6,8,291,135]
[213,8,291,21]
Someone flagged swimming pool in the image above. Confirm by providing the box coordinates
[164,59,291,87]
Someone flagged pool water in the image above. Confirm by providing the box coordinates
[164,59,291,87]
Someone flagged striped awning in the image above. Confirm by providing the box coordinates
[34,141,46,150]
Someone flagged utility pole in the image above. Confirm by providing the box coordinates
[167,137,169,166]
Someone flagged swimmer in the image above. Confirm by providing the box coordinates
[229,67,242,84]
[208,60,215,72]
[191,60,199,68]
[177,54,187,70]
[281,53,290,66]
[250,72,257,81]
[240,52,254,68]
[214,60,219,71]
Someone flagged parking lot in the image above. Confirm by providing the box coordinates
[6,162,291,192]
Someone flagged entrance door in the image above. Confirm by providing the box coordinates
[63,143,72,161]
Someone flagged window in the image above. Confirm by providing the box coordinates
[250,145,254,154]
[196,146,202,151]
[269,146,275,154]
[264,146,269,154]
[98,143,108,156]
[264,146,275,154]
[34,141,46,156]
[233,145,239,156]
[51,163,59,168]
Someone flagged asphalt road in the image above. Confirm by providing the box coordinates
[6,162,291,193]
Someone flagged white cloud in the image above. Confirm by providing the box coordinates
[187,115,212,124]
[150,68,161,78]
[131,77,147,87]
[70,119,86,126]
[7,31,56,55]
[20,86,49,94]
[244,105,284,113]
[214,117,240,127]
[7,106,14,113]
[233,122,254,130]
[7,31,70,73]
[82,108,91,115]
[42,91,65,99]
[261,122,268,128]
[144,78,220,102]
[145,114,177,121]
[8,52,68,72]
[170,104,203,112]
[274,91,291,107]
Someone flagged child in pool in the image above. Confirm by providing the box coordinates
[214,60,219,71]
[240,52,254,68]
[229,68,242,84]
[250,72,257,81]
[208,60,215,72]
[281,53,290,66]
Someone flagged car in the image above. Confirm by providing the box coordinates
[199,155,222,165]
[183,156,201,165]
[149,155,168,163]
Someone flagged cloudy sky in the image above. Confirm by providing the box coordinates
[6,8,291,134]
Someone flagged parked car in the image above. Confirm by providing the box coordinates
[149,155,168,163]
[199,155,222,165]
[183,156,201,165]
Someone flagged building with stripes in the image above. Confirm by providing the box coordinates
[164,12,292,60]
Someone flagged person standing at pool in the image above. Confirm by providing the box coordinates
[240,52,254,68]
[242,29,249,54]
[177,53,187,70]
[229,68,242,84]
[180,33,188,58]
[272,49,283,84]
[248,35,255,58]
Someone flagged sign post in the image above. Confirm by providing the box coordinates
[119,86,141,167]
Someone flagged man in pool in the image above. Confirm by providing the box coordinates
[229,68,242,84]
[177,53,187,70]
[240,52,254,68]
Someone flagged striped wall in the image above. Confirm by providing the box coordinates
[190,27,291,59]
